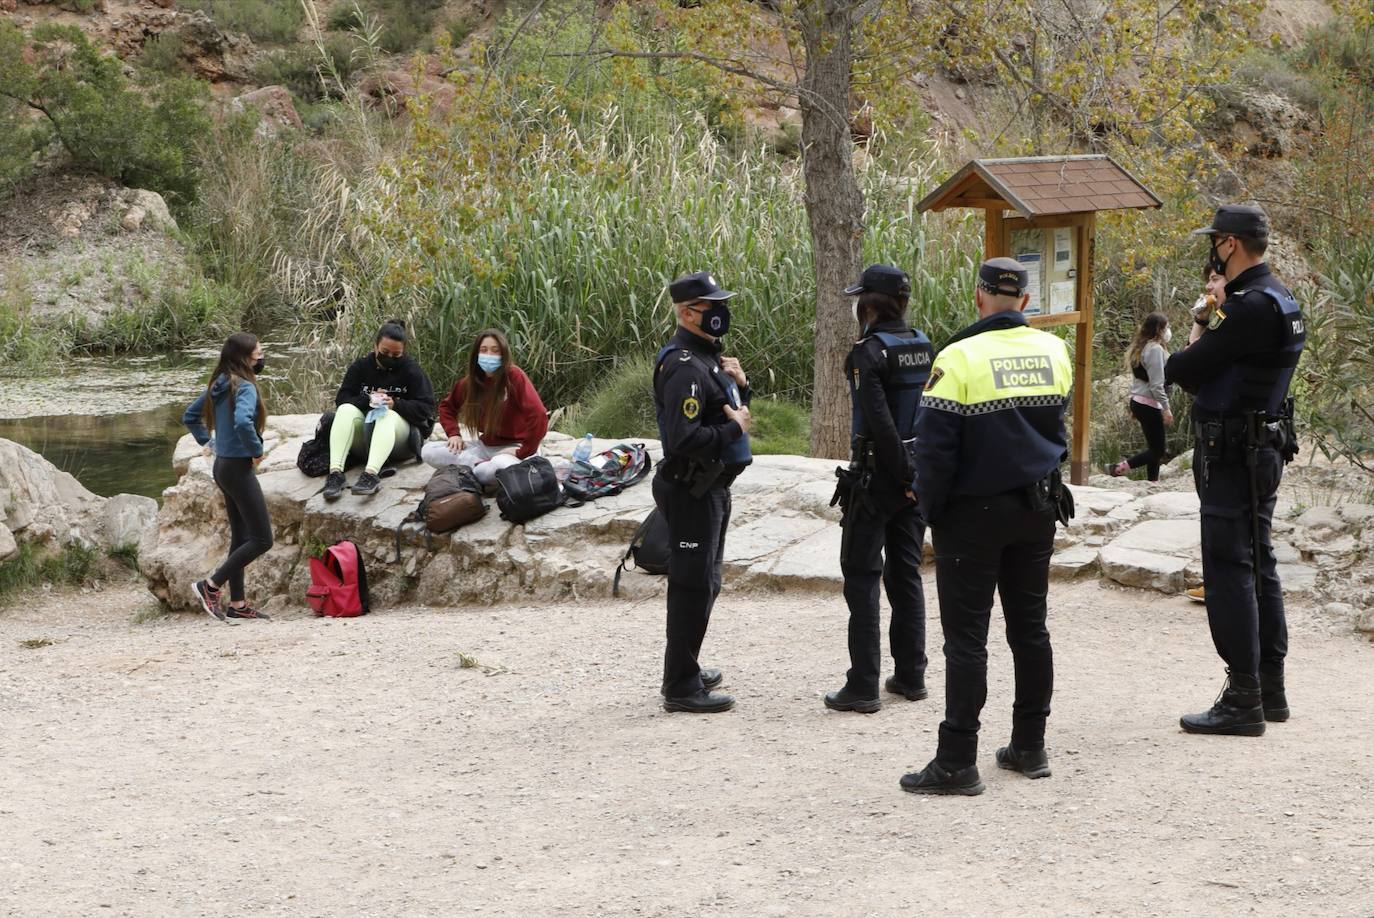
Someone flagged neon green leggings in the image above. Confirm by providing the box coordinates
[329,402,411,474]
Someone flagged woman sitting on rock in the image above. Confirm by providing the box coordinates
[183,331,273,622]
[422,329,548,485]
[322,320,436,500]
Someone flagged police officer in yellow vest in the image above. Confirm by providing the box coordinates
[900,257,1073,797]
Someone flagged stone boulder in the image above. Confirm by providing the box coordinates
[230,86,303,139]
[0,438,158,555]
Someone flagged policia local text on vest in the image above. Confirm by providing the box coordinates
[1166,204,1305,738]
[900,257,1074,797]
[825,264,935,714]
[652,271,753,714]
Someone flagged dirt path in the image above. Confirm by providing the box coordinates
[2,579,1372,917]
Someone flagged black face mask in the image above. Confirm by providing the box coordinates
[376,352,400,371]
[698,302,731,337]
[251,357,265,375]
[1209,238,1231,277]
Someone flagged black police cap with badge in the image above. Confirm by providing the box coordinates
[844,264,911,298]
[1192,203,1270,240]
[977,257,1029,297]
[669,271,735,303]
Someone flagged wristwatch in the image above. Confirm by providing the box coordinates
[1194,315,1210,327]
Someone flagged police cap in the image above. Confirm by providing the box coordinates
[978,257,1029,297]
[1192,204,1270,240]
[843,264,911,298]
[669,271,735,304]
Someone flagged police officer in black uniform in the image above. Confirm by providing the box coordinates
[825,265,934,714]
[653,271,753,714]
[1166,205,1305,737]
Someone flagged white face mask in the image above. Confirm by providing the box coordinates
[1162,326,1173,344]
[851,300,861,324]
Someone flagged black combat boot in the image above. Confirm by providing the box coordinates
[1259,662,1289,722]
[996,744,1051,779]
[1180,670,1265,736]
[823,687,882,714]
[899,760,985,796]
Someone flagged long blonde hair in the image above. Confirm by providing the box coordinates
[1125,312,1168,371]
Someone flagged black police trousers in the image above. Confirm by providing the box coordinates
[653,471,732,698]
[1193,443,1287,680]
[932,492,1056,769]
[839,493,926,697]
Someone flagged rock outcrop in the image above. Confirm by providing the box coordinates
[0,438,157,558]
[142,416,852,612]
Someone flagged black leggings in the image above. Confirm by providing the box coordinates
[211,457,274,602]
[1125,400,1167,481]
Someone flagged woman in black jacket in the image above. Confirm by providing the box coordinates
[322,320,436,499]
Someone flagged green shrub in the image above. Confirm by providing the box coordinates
[0,542,100,606]
[0,23,211,207]
[179,0,304,44]
[138,32,187,75]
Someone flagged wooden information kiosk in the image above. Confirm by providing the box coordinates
[916,155,1161,484]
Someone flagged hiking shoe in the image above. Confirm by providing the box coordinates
[1186,586,1206,604]
[225,604,271,621]
[884,675,929,701]
[350,471,381,496]
[900,760,985,796]
[322,470,346,501]
[1180,671,1265,736]
[1260,663,1289,723]
[823,687,882,713]
[191,579,226,622]
[996,744,1052,779]
[1103,461,1127,478]
[662,690,735,714]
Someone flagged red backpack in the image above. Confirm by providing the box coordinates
[306,540,370,617]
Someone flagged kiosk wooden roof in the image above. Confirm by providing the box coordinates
[915,154,1161,485]
[916,155,1161,217]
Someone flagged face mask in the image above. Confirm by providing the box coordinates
[477,353,503,374]
[1162,327,1173,344]
[377,352,400,370]
[251,357,265,375]
[1209,238,1231,277]
[851,300,861,325]
[698,302,731,337]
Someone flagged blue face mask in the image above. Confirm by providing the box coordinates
[477,353,503,374]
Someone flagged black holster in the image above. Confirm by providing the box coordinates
[1025,468,1073,526]
[663,454,725,498]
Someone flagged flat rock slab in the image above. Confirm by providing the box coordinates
[1099,544,1191,593]
[1050,545,1100,580]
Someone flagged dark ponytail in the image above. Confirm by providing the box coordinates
[376,319,407,345]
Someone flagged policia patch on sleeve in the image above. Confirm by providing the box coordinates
[682,396,701,420]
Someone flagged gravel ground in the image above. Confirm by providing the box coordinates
[2,579,1372,917]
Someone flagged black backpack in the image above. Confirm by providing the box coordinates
[393,466,486,562]
[495,456,564,523]
[612,508,670,596]
[296,411,335,478]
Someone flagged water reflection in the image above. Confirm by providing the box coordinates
[0,405,188,499]
[0,345,323,501]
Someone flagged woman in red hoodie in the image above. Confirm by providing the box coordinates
[422,329,549,484]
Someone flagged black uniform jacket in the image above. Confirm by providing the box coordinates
[846,320,928,493]
[1164,263,1292,418]
[654,328,751,469]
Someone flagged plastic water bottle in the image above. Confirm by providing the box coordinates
[572,433,594,464]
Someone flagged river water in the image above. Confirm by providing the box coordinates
[0,346,321,501]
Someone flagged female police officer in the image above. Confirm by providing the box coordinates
[825,265,935,714]
[653,271,753,714]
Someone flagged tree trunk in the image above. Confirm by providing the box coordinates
[797,1,863,459]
